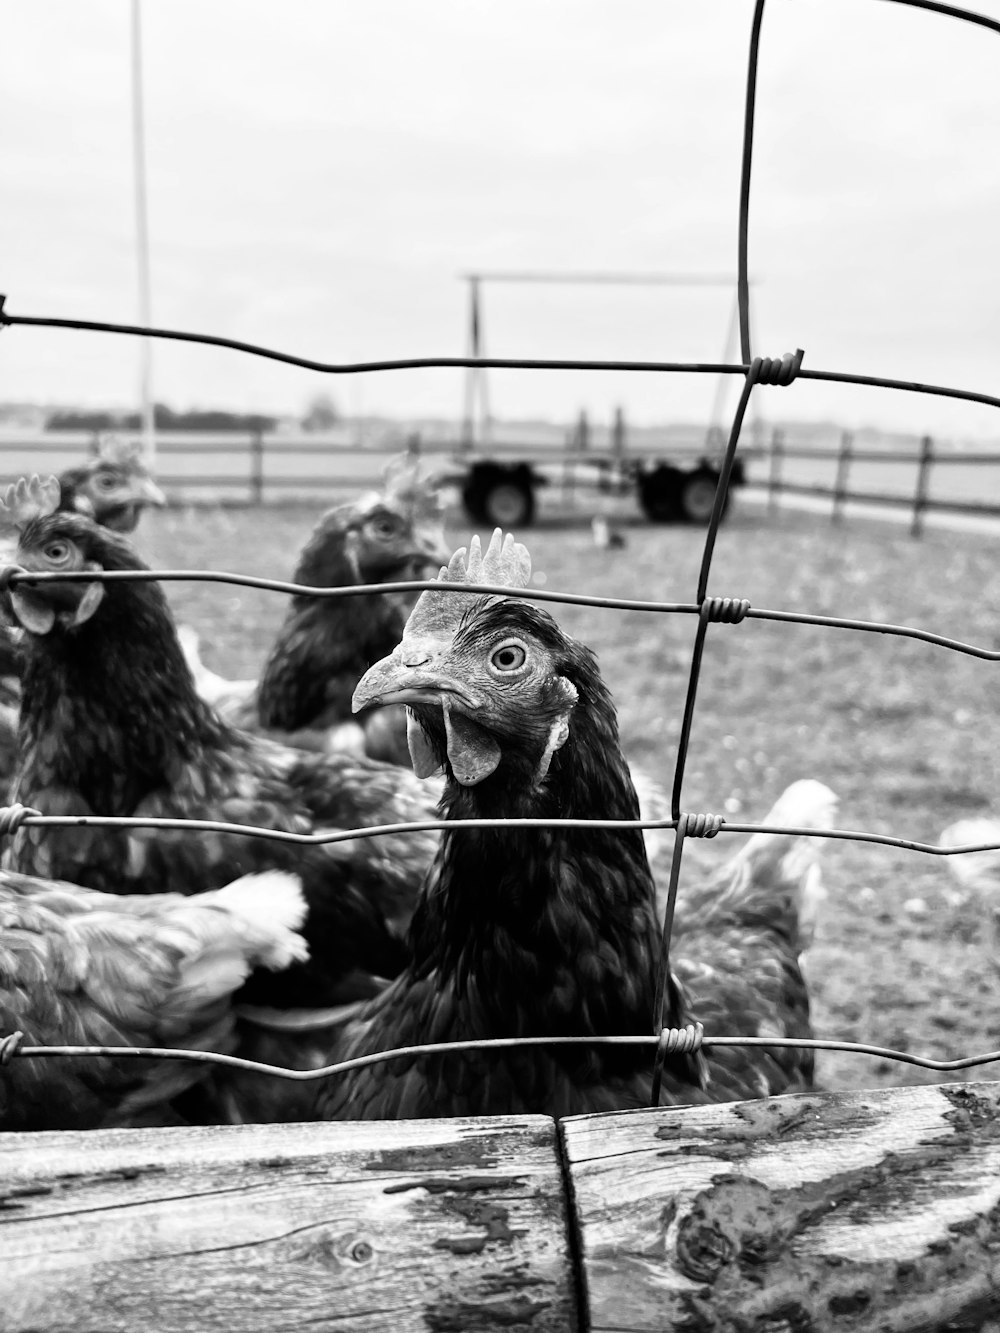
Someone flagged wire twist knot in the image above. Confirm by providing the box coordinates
[700,596,750,624]
[0,565,25,593]
[656,1021,705,1057]
[0,1031,24,1066]
[676,812,725,839]
[753,348,804,386]
[0,804,41,836]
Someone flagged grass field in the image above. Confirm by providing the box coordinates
[140,495,1000,1095]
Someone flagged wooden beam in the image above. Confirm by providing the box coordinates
[0,1116,578,1333]
[561,1081,1000,1332]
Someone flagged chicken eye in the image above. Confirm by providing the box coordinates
[94,474,118,491]
[489,641,527,673]
[42,540,73,565]
[370,517,398,540]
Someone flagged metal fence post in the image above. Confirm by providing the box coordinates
[832,430,853,525]
[911,434,934,538]
[250,429,264,505]
[768,427,784,515]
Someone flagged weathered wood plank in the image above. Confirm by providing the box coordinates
[561,1080,1000,1332]
[0,1116,577,1333]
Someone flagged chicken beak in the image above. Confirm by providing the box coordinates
[409,521,451,568]
[352,647,474,714]
[137,477,168,507]
[353,647,500,785]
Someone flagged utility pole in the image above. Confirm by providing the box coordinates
[131,0,155,465]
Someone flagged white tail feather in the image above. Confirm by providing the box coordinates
[178,624,257,711]
[939,818,1000,891]
[210,871,310,971]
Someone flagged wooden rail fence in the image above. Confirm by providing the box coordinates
[3,1080,1000,1331]
[3,428,1000,532]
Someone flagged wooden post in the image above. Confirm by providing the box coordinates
[5,1083,1000,1329]
[831,429,853,525]
[911,433,934,538]
[406,431,422,461]
[0,1116,577,1333]
[562,1080,1000,1332]
[767,427,783,515]
[562,423,577,510]
[578,409,590,454]
[249,429,264,505]
[611,407,625,460]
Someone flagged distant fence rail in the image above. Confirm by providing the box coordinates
[3,427,1000,532]
[753,428,1000,536]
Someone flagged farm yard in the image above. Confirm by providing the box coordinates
[144,493,1000,1095]
[5,0,1000,1322]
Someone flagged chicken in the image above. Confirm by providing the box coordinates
[667,778,836,1100]
[0,440,164,782]
[201,459,450,770]
[0,869,307,1131]
[57,436,167,533]
[0,475,442,1012]
[216,530,832,1123]
[938,817,1000,961]
[591,515,627,549]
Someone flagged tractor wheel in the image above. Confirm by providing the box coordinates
[480,475,535,528]
[638,465,683,523]
[678,468,724,524]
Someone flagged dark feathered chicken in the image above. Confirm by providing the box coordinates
[0,868,307,1130]
[57,437,166,533]
[196,460,449,766]
[0,441,164,783]
[0,476,441,1012]
[219,531,833,1123]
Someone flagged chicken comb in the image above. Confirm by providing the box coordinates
[0,474,61,529]
[404,529,532,637]
[381,453,445,518]
[445,528,531,590]
[97,435,143,466]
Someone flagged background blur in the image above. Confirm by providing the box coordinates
[2,0,999,444]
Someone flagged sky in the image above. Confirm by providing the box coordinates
[2,0,999,439]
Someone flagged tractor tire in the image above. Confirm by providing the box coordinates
[678,467,724,524]
[637,465,684,523]
[480,475,535,528]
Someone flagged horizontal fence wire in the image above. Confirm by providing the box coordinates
[4,1029,1000,1081]
[1,0,999,1104]
[7,568,1000,660]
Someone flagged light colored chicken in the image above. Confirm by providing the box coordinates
[0,869,307,1130]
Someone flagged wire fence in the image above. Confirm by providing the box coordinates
[2,0,1000,1113]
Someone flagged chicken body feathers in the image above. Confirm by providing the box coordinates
[0,869,307,1130]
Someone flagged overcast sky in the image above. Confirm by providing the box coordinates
[2,0,999,438]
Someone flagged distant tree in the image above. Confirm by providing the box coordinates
[47,404,277,433]
[302,393,340,432]
[46,410,121,431]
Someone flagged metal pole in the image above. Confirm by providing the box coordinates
[832,430,853,525]
[249,430,264,505]
[705,289,741,455]
[911,434,934,538]
[768,426,783,515]
[131,0,155,468]
[461,278,480,452]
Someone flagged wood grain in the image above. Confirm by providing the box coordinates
[561,1080,1000,1332]
[0,1116,577,1333]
